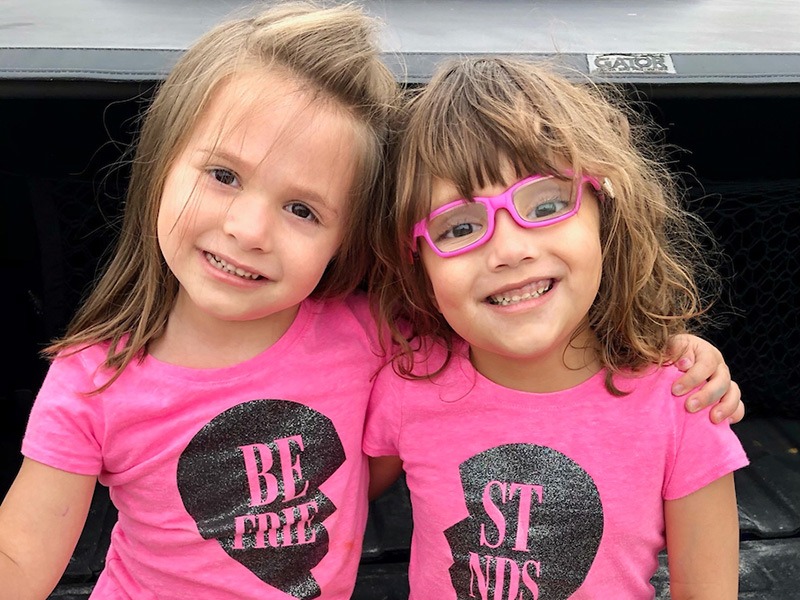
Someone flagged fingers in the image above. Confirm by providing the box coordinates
[671,349,727,401]
[729,398,746,424]
[709,382,744,424]
[667,334,744,423]
[666,334,693,366]
[681,361,730,411]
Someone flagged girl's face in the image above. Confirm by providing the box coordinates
[158,69,359,336]
[418,162,603,392]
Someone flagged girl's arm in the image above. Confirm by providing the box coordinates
[664,473,739,600]
[667,334,744,424]
[368,455,404,501]
[0,458,96,600]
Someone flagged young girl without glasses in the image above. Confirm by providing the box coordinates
[366,58,748,599]
[0,5,739,600]
[0,4,396,599]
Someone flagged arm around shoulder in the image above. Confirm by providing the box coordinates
[664,473,739,600]
[666,334,744,424]
[0,458,97,600]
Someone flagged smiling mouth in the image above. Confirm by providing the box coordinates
[487,279,554,306]
[204,252,263,280]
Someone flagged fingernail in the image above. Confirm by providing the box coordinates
[713,409,724,422]
[673,384,685,395]
[678,358,692,369]
[687,399,700,412]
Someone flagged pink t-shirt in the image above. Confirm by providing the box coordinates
[363,342,748,600]
[23,295,379,600]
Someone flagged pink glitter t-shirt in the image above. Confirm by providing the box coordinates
[23,295,379,600]
[363,343,748,599]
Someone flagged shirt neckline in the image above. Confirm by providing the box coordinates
[137,299,315,383]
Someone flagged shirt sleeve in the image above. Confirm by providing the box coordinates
[662,400,749,501]
[21,350,106,475]
[362,367,403,457]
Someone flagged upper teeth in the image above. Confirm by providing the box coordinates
[489,280,553,306]
[205,252,261,280]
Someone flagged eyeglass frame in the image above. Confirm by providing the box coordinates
[411,171,603,258]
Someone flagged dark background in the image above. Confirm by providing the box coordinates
[1,81,798,598]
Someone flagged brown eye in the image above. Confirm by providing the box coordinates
[285,202,319,223]
[209,168,239,187]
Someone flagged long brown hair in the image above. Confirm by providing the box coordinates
[372,57,719,389]
[48,1,397,390]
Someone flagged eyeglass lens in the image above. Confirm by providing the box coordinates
[426,178,577,253]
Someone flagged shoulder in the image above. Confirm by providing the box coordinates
[613,363,683,402]
[374,337,471,398]
[23,344,113,474]
[28,343,113,428]
[305,292,372,330]
[302,293,383,356]
[616,362,741,447]
[603,364,694,430]
[47,342,115,391]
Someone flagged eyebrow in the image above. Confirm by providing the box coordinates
[197,147,339,215]
[197,147,254,173]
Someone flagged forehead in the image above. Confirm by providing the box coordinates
[187,69,361,193]
[427,161,528,209]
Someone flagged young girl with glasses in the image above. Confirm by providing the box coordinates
[366,58,748,599]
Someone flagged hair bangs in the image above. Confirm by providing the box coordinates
[407,59,569,209]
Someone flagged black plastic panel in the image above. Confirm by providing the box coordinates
[362,477,413,560]
[2,1,800,89]
[652,539,800,599]
[735,419,800,539]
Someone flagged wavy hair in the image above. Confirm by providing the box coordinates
[372,57,719,391]
[48,1,397,391]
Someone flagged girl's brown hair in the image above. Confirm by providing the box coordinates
[372,57,719,390]
[48,1,397,389]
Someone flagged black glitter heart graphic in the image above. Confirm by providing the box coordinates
[445,444,603,600]
[177,399,345,599]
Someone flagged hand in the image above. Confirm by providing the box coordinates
[667,334,745,424]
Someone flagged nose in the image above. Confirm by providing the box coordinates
[484,208,540,270]
[221,192,273,252]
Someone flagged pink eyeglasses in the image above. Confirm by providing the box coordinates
[412,172,602,258]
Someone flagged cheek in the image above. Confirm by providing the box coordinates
[572,241,603,301]
[156,199,186,257]
[573,215,603,288]
[157,174,186,237]
[293,233,346,287]
[313,241,343,274]
[420,251,453,311]
[155,199,176,256]
[326,223,347,260]
[589,239,603,288]
[158,184,217,250]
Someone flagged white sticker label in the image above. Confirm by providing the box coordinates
[588,54,676,75]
